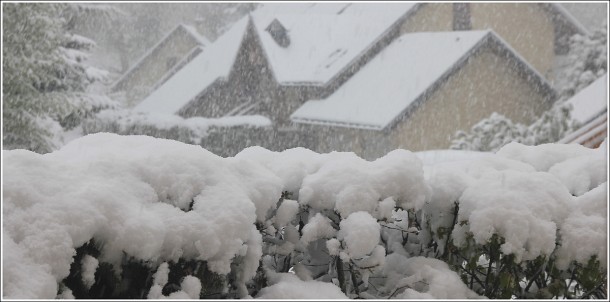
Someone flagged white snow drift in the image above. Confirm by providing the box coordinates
[2,133,606,299]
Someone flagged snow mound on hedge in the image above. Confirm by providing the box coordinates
[452,170,573,262]
[256,272,347,299]
[383,255,481,299]
[4,133,607,299]
[3,133,282,298]
[556,183,608,270]
[497,141,606,197]
[496,142,598,172]
[338,211,380,259]
[419,153,537,254]
[298,149,430,215]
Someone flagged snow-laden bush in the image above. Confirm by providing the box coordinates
[450,102,579,152]
[81,109,272,146]
[557,22,607,100]
[3,133,607,299]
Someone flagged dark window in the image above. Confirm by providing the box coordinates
[265,19,290,48]
[453,3,471,31]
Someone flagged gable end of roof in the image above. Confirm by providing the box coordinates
[384,30,557,132]
[111,23,209,91]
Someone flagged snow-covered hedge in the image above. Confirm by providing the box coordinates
[82,109,272,146]
[3,133,607,299]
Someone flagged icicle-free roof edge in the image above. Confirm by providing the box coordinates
[291,29,556,131]
[133,17,250,115]
[110,23,211,90]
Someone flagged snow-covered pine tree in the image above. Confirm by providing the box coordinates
[3,3,75,152]
[2,3,115,152]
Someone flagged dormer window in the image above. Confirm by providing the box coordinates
[266,18,290,48]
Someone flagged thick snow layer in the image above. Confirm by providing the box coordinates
[416,149,492,166]
[338,212,380,259]
[147,262,169,299]
[237,148,430,212]
[556,183,607,270]
[382,254,481,299]
[134,17,249,114]
[89,109,271,141]
[298,149,430,214]
[418,152,536,254]
[4,133,606,299]
[3,231,58,299]
[148,272,202,299]
[274,199,299,228]
[375,197,396,221]
[80,255,98,290]
[565,73,607,124]
[453,170,573,262]
[291,31,489,129]
[251,3,416,85]
[326,238,341,256]
[153,262,170,287]
[496,141,599,172]
[235,146,332,194]
[180,275,203,299]
[548,148,607,196]
[256,272,348,299]
[300,213,337,246]
[2,133,282,298]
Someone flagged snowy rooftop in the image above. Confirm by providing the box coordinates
[134,18,249,114]
[549,3,591,36]
[291,31,492,130]
[112,24,210,90]
[565,73,608,124]
[180,24,212,46]
[135,3,416,115]
[251,3,417,85]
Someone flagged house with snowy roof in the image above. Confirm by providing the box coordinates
[134,3,418,123]
[129,2,588,157]
[290,30,557,158]
[110,23,210,106]
[398,2,588,77]
[559,74,608,148]
[133,3,585,121]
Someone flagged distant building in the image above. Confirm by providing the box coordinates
[291,30,556,158]
[400,3,588,77]
[110,24,210,106]
[128,3,589,157]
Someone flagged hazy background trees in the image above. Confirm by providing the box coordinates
[72,3,258,76]
[2,3,116,152]
[2,3,257,153]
